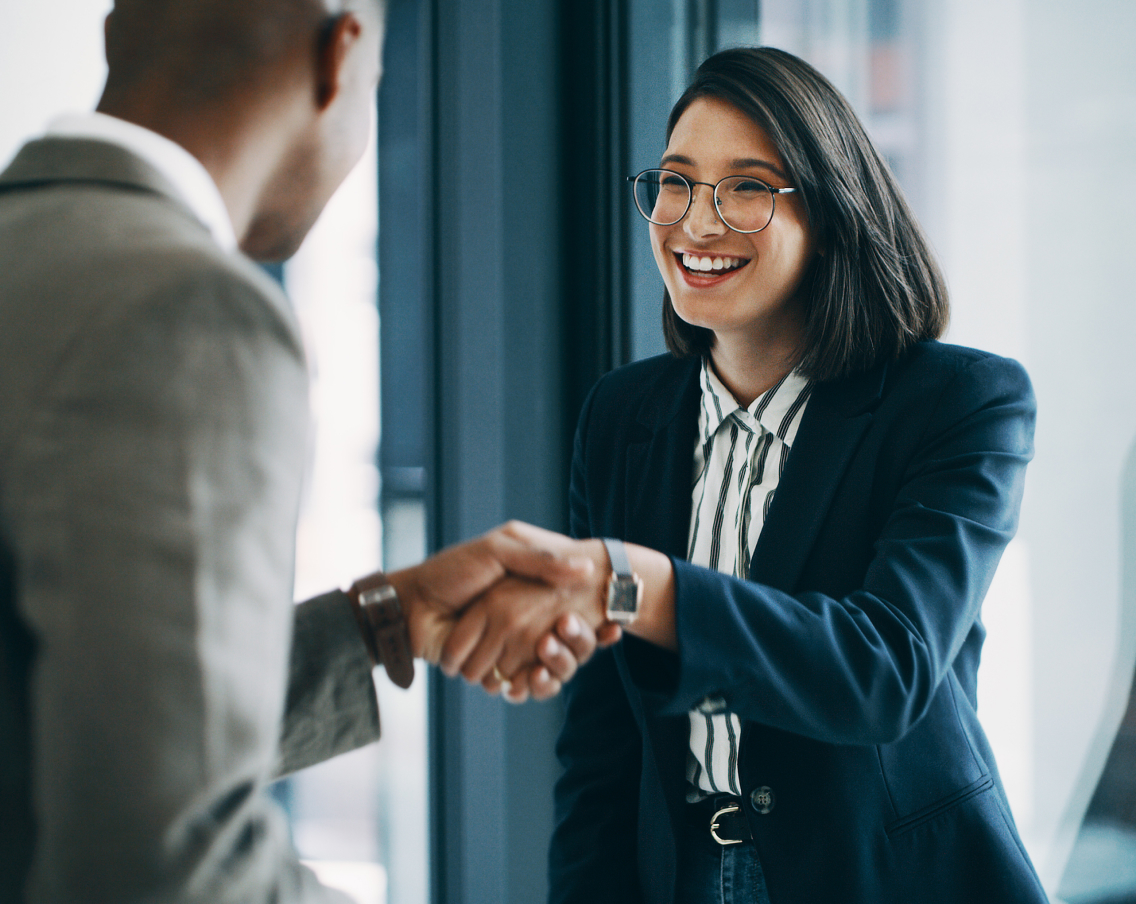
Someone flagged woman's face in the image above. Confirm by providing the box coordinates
[651,96,817,356]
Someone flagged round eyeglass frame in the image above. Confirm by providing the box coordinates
[626,168,798,234]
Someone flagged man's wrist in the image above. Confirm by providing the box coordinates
[385,568,431,660]
[347,571,416,689]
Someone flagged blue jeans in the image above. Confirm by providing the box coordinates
[675,803,772,904]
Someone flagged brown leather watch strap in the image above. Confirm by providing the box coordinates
[347,572,415,689]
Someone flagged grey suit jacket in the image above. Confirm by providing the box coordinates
[0,138,381,903]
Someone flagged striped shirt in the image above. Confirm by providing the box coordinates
[685,357,812,799]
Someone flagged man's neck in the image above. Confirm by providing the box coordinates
[95,92,295,248]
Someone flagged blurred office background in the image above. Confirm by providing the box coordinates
[4,0,1135,901]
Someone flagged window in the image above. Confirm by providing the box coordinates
[621,1,1136,898]
[284,126,429,904]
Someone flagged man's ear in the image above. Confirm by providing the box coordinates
[103,11,117,65]
[316,12,363,110]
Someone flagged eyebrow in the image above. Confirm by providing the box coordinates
[660,153,789,182]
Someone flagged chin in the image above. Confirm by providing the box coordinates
[240,211,315,264]
[668,293,732,334]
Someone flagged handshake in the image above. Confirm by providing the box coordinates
[354,521,624,703]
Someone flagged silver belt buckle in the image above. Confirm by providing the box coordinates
[709,803,744,846]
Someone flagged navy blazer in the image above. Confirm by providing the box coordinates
[549,342,1048,903]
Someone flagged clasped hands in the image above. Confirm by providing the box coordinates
[379,522,617,703]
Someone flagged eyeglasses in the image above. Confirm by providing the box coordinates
[626,168,797,234]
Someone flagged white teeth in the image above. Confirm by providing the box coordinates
[682,253,745,273]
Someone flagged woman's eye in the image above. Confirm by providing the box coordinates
[660,175,688,192]
[729,179,767,195]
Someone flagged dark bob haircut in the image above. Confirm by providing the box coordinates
[661,47,949,382]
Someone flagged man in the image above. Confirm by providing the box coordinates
[0,1,611,900]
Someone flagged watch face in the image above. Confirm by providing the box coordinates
[607,578,642,622]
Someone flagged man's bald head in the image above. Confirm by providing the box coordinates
[102,0,384,110]
[97,0,386,262]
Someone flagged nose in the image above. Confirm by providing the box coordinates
[683,183,727,239]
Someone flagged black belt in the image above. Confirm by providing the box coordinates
[687,794,753,845]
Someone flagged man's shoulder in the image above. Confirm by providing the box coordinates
[0,164,302,456]
[0,150,293,344]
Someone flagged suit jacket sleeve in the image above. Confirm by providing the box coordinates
[277,589,381,778]
[646,352,1036,746]
[5,259,377,904]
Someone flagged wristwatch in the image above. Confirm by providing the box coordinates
[602,538,642,625]
[347,572,415,689]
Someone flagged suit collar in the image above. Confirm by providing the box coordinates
[750,360,889,588]
[0,136,229,249]
[632,351,886,430]
[626,353,890,587]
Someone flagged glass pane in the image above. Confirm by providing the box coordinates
[626,0,683,362]
[622,2,1136,898]
[284,123,430,904]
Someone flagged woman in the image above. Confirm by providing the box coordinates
[545,47,1047,903]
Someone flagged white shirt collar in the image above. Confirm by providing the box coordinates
[697,356,812,446]
[45,112,238,253]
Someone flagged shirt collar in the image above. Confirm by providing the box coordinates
[697,356,812,446]
[45,112,238,252]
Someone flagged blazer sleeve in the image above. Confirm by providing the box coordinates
[648,352,1036,746]
[548,384,646,904]
[5,263,372,904]
[275,589,380,778]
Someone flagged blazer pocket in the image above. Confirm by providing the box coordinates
[884,775,995,838]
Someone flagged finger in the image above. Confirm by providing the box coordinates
[537,632,578,683]
[459,620,511,685]
[439,604,489,678]
[596,622,623,647]
[493,619,549,682]
[502,668,531,704]
[481,667,506,696]
[527,665,563,702]
[554,613,597,665]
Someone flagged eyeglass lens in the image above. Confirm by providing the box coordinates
[631,170,777,233]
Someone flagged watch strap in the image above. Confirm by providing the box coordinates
[348,572,415,689]
[602,537,633,579]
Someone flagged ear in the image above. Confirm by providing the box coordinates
[103,11,116,65]
[316,12,364,111]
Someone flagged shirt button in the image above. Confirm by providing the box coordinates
[750,786,775,815]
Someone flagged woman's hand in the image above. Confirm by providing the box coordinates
[490,613,623,703]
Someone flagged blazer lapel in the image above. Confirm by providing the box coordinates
[623,357,702,560]
[750,361,889,590]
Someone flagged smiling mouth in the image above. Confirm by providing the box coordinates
[676,252,750,275]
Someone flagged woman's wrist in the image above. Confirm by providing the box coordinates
[622,544,677,651]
